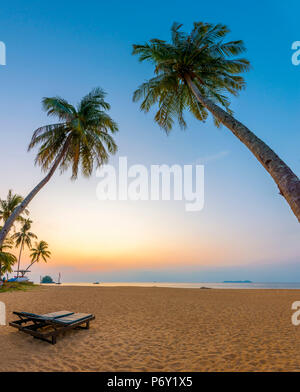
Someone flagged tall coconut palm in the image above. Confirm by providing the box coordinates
[25,240,51,273]
[0,190,29,226]
[132,22,300,222]
[11,219,37,277]
[0,88,119,246]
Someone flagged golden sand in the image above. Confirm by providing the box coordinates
[1,286,300,371]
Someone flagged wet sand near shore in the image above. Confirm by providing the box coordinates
[1,286,300,371]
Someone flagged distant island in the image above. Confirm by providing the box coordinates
[223,280,253,283]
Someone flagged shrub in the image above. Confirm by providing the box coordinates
[41,275,54,283]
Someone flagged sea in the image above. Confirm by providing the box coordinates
[42,282,300,289]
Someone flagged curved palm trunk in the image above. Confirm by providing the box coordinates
[185,74,300,222]
[24,259,37,273]
[16,240,24,278]
[0,138,71,247]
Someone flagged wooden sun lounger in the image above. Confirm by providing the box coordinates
[9,310,95,345]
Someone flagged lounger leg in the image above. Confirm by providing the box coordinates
[76,321,90,330]
[52,336,57,345]
[33,336,54,345]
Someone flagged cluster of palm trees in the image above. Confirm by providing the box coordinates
[0,190,51,281]
[0,21,298,258]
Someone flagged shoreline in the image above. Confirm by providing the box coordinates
[39,281,300,290]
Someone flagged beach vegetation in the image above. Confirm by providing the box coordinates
[11,219,37,277]
[0,234,17,280]
[0,190,29,227]
[25,240,51,273]
[41,275,54,284]
[0,281,37,293]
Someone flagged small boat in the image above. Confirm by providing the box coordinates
[93,282,100,285]
[56,273,62,285]
[8,277,29,283]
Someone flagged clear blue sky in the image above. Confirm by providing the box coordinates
[0,0,299,282]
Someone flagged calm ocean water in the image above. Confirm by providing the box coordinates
[42,282,300,289]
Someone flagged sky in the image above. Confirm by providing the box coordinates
[0,0,299,283]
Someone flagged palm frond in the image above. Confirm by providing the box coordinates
[132,21,250,130]
[29,88,118,179]
[42,97,76,121]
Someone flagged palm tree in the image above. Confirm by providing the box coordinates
[132,22,300,222]
[0,88,119,246]
[0,189,29,226]
[0,251,16,280]
[0,231,17,280]
[11,219,37,277]
[25,240,51,273]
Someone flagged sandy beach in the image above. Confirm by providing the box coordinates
[1,286,300,372]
